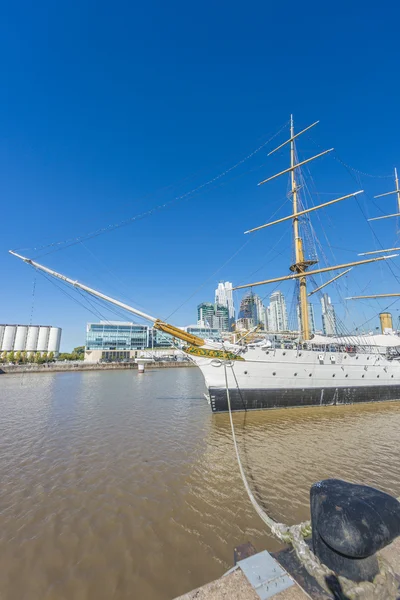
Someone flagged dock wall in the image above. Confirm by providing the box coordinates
[0,361,196,375]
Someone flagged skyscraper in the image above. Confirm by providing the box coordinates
[197,302,230,331]
[321,294,337,335]
[269,291,288,332]
[215,282,235,326]
[297,303,316,335]
[309,304,316,335]
[197,302,215,328]
[213,304,229,331]
[253,294,266,328]
[237,292,258,330]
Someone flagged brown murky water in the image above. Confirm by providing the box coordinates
[1,368,400,600]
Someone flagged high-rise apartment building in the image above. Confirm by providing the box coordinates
[297,303,316,335]
[197,302,229,332]
[236,292,268,330]
[237,292,258,330]
[213,304,230,331]
[215,282,235,326]
[321,294,337,335]
[268,291,288,332]
[197,302,215,328]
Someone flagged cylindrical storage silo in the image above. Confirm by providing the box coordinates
[26,326,39,352]
[0,325,5,349]
[37,326,50,352]
[1,325,17,351]
[14,325,28,351]
[380,312,393,333]
[48,327,61,354]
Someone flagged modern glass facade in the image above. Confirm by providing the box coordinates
[86,322,149,350]
[149,328,174,347]
[214,304,229,331]
[186,326,221,342]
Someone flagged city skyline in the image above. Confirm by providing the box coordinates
[195,285,361,338]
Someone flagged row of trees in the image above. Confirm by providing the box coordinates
[0,346,85,364]
[0,351,55,364]
[58,346,85,361]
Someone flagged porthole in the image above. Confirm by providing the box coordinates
[391,375,394,378]
[345,374,348,378]
[377,375,379,378]
[294,373,297,376]
[332,374,335,377]
[362,374,365,378]
[309,373,312,377]
[244,371,248,375]
[283,352,286,356]
[356,356,359,360]
[272,372,276,376]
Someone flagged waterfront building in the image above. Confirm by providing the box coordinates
[268,291,288,332]
[149,328,174,348]
[321,294,337,335]
[85,321,218,362]
[85,321,149,362]
[0,324,61,356]
[183,325,221,342]
[215,282,235,326]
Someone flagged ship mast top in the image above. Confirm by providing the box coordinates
[368,167,400,222]
[234,117,398,341]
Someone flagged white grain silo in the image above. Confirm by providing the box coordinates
[26,326,39,352]
[1,325,17,352]
[0,325,5,349]
[37,326,50,352]
[14,325,28,351]
[48,327,61,355]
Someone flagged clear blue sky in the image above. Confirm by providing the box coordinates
[2,0,400,350]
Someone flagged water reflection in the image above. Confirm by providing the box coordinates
[0,369,400,599]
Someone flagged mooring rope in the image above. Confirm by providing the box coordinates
[223,363,399,599]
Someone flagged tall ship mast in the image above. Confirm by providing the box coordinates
[9,117,400,412]
[347,169,400,303]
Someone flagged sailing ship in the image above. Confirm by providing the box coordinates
[10,117,400,412]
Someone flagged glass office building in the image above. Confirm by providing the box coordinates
[185,326,221,342]
[86,321,149,351]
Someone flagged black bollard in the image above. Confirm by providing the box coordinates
[310,479,400,583]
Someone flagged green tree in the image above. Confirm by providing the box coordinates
[14,351,22,364]
[48,351,54,362]
[0,351,6,364]
[73,346,85,356]
[42,352,48,363]
[21,351,28,364]
[7,351,15,363]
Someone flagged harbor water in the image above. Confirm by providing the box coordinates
[1,367,400,600]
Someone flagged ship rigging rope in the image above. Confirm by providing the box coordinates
[15,121,290,258]
[165,197,291,321]
[223,363,399,599]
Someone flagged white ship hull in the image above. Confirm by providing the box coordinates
[187,346,400,412]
